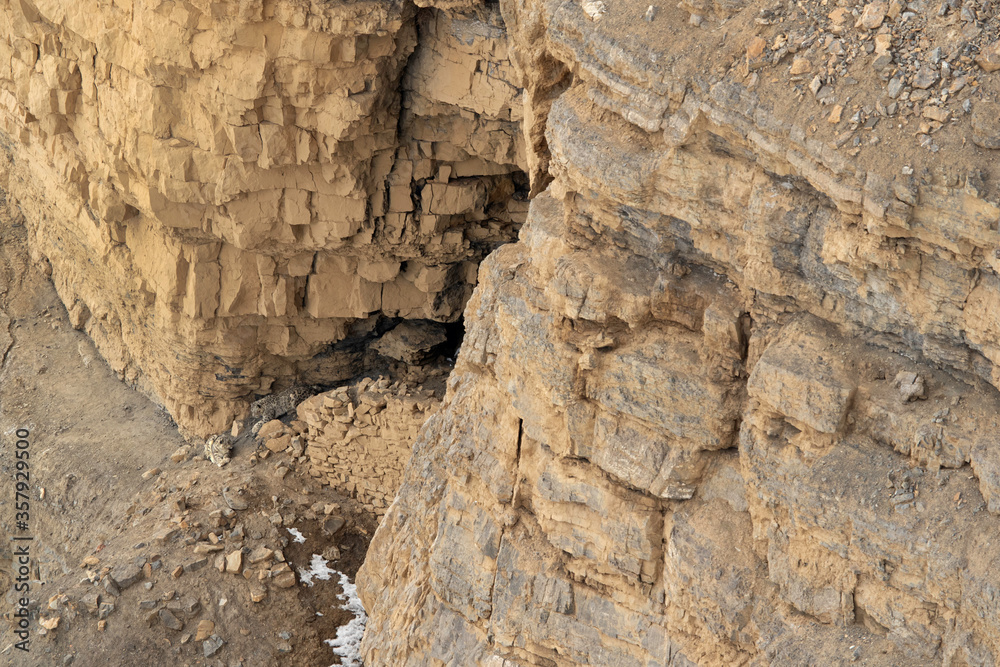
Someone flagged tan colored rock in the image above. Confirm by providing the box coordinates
[746,37,767,70]
[265,435,292,454]
[257,420,286,441]
[193,543,223,554]
[195,620,215,642]
[372,321,449,364]
[977,42,1000,72]
[873,32,892,54]
[922,106,950,123]
[170,446,191,463]
[355,5,1000,662]
[298,375,441,508]
[748,321,856,434]
[248,547,274,565]
[249,584,267,603]
[858,1,888,29]
[9,0,1000,664]
[789,58,811,75]
[225,551,243,574]
[828,7,851,32]
[0,0,526,438]
[273,572,297,589]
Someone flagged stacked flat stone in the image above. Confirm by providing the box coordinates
[297,376,439,517]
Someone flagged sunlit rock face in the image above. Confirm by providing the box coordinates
[8,0,1000,664]
[0,0,526,436]
[357,0,1000,665]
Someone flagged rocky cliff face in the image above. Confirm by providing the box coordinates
[357,0,1000,665]
[7,0,1000,663]
[0,0,525,436]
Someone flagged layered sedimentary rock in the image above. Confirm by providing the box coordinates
[357,0,1000,665]
[8,0,1000,662]
[0,0,525,435]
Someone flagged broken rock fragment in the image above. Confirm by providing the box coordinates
[158,609,183,631]
[894,371,926,402]
[373,321,449,364]
[858,1,887,29]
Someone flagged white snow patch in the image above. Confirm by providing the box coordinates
[295,553,367,665]
[324,564,368,666]
[297,553,339,587]
[286,527,306,543]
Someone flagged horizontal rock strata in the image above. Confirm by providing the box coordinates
[0,0,525,435]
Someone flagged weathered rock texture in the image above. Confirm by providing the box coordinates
[0,0,525,436]
[8,0,1000,662]
[356,0,1000,666]
[297,372,442,516]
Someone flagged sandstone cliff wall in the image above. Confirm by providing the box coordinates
[357,0,1000,665]
[0,0,525,436]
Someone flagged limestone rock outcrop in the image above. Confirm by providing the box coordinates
[357,0,1000,665]
[8,0,1000,663]
[0,0,525,436]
